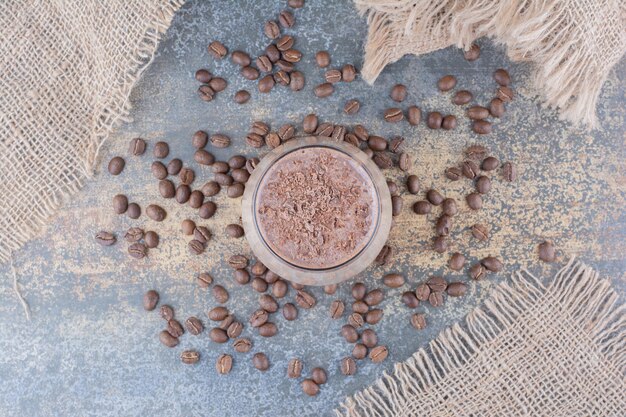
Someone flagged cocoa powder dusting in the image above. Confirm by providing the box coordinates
[256,148,378,269]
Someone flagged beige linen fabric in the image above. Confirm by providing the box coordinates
[355,0,626,128]
[336,259,626,416]
[0,0,184,264]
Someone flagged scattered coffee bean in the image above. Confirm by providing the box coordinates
[366,309,383,325]
[428,291,444,307]
[216,354,233,374]
[258,322,278,337]
[481,256,503,272]
[369,345,388,363]
[241,66,259,80]
[197,273,213,288]
[228,255,248,269]
[449,252,466,270]
[427,276,447,292]
[143,291,159,311]
[441,198,458,216]
[426,189,444,206]
[276,34,294,51]
[278,9,295,27]
[151,161,167,180]
[538,241,556,262]
[402,291,419,308]
[348,313,365,328]
[407,106,421,125]
[342,64,357,82]
[466,145,488,158]
[384,107,404,123]
[373,152,393,169]
[302,379,319,396]
[442,115,457,130]
[159,330,178,348]
[452,90,473,105]
[427,112,443,129]
[462,160,480,179]
[413,200,432,215]
[251,277,268,293]
[208,307,229,321]
[352,344,368,360]
[496,86,514,102]
[361,329,377,348]
[290,71,305,91]
[153,142,169,159]
[464,43,480,61]
[175,185,191,204]
[489,98,505,117]
[411,313,426,330]
[398,152,411,171]
[107,156,125,175]
[112,194,128,214]
[467,106,490,120]
[473,120,492,134]
[128,242,147,258]
[447,282,467,297]
[364,289,384,306]
[352,301,368,315]
[438,75,456,91]
[436,215,452,236]
[415,283,430,301]
[185,317,204,335]
[303,114,318,133]
[259,294,279,313]
[227,321,243,339]
[209,327,229,343]
[208,77,227,92]
[246,157,259,174]
[295,290,316,309]
[482,156,499,171]
[493,69,511,86]
[390,84,407,102]
[213,285,229,303]
[95,231,116,246]
[264,20,280,39]
[344,99,360,115]
[391,195,403,216]
[375,245,393,265]
[311,367,327,385]
[208,40,227,59]
[502,162,517,182]
[258,75,275,93]
[145,204,166,222]
[129,137,146,156]
[466,193,483,210]
[145,231,159,249]
[470,263,486,280]
[194,226,211,244]
[433,236,447,253]
[445,166,462,181]
[160,305,174,321]
[233,338,253,353]
[329,300,345,319]
[234,269,250,285]
[253,352,270,371]
[383,273,405,288]
[341,357,357,375]
[476,176,491,194]
[341,324,359,343]
[198,85,215,101]
[314,82,334,98]
[127,203,141,219]
[288,358,303,378]
[167,319,184,337]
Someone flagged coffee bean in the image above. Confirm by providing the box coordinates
[327,299,344,319]
[272,280,288,298]
[361,329,377,348]
[290,71,305,91]
[429,291,445,307]
[425,189,444,206]
[373,152,393,169]
[208,40,227,59]
[476,176,492,194]
[188,239,205,255]
[473,120,492,134]
[234,269,250,285]
[308,368,326,386]
[407,106,421,125]
[489,98,505,117]
[195,69,212,84]
[482,156,499,171]
[344,99,360,115]
[442,115,457,130]
[208,307,229,321]
[209,327,228,343]
[437,75,456,91]
[193,226,211,244]
[375,245,393,265]
[125,227,144,242]
[208,77,227,92]
[153,142,169,159]
[493,69,511,86]
[445,166,462,181]
[383,273,405,288]
[258,75,275,93]
[502,162,516,181]
[427,111,443,129]
[112,194,128,215]
[252,352,270,371]
[462,160,480,179]
[127,203,141,219]
[185,316,204,336]
[368,136,387,152]
[314,82,334,98]
[233,338,252,353]
[230,256,249,271]
[352,301,368,315]
[342,64,357,82]
[411,313,427,330]
[173,185,190,204]
[144,204,166,222]
[433,236,447,253]
[301,114,318,134]
[276,35,294,51]
[278,303,297,322]
[198,85,215,101]
[295,290,316,309]
[214,173,234,186]
[276,59,294,72]
[216,354,233,374]
[384,107,404,123]
[278,10,295,27]
[246,157,260,174]
[481,256,503,272]
[436,215,452,236]
[188,190,204,209]
[165,159,182,176]
[95,231,116,246]
[464,43,480,61]
[264,20,280,39]
[227,183,245,198]
[466,193,483,210]
[302,379,319,396]
[167,319,184,337]
[282,48,302,63]
[452,90,473,105]
[227,321,243,339]
[323,284,338,295]
[259,294,279,313]
[212,285,229,304]
[231,50,250,67]
[415,284,430,301]
[538,241,556,262]
[402,291,419,308]
[449,252,466,270]
[178,350,200,365]
[258,322,278,337]
[439,199,457,217]
[241,66,259,80]
[107,156,125,175]
[398,153,411,171]
[351,282,366,300]
[369,345,388,363]
[315,122,334,137]
[364,289,384,306]
[447,282,467,297]
[159,330,178,348]
[222,224,243,239]
[156,180,174,199]
[413,201,432,215]
[427,276,447,292]
[348,313,364,329]
[276,124,295,142]
[365,309,383,325]
[352,344,368,360]
[251,277,267,293]
[390,84,407,102]
[129,242,147,259]
[341,324,359,343]
[496,86,514,102]
[388,136,404,153]
[467,106,490,120]
[250,309,269,328]
[197,273,213,288]
[143,290,159,311]
[288,358,303,378]
[341,357,357,375]
[470,263,486,280]
[129,137,146,156]
[315,50,330,67]
[179,168,195,186]
[391,195,403,216]
[160,305,174,321]
[150,161,166,180]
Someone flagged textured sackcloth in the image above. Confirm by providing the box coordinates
[335,259,626,416]
[0,0,184,265]
[355,0,626,128]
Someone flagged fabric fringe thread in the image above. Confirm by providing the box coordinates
[335,259,625,416]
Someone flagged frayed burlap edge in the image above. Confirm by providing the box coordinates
[335,258,626,416]
[0,0,185,265]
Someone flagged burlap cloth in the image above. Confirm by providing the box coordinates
[355,0,626,128]
[336,259,626,416]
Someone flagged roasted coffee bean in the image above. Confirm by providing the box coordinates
[295,290,316,309]
[352,282,367,300]
[258,322,278,337]
[95,231,116,246]
[482,156,499,171]
[153,142,169,159]
[361,329,377,348]
[427,111,443,129]
[375,245,393,265]
[289,0,304,7]
[129,137,146,156]
[278,124,295,141]
[368,136,387,151]
[219,315,235,331]
[158,179,175,199]
[383,273,405,288]
[259,294,279,313]
[151,161,167,180]
[391,195,403,216]
[373,152,393,169]
[250,309,269,328]
[449,252,466,271]
[208,134,230,149]
[290,71,305,91]
[125,227,144,242]
[283,48,302,63]
[389,136,404,153]
[315,50,330,67]
[199,182,219,198]
[208,307,229,321]
[398,153,411,171]
[348,313,365,328]
[227,321,243,339]
[143,290,159,311]
[179,350,200,365]
[442,115,457,130]
[159,330,179,348]
[415,284,431,301]
[302,114,318,133]
[231,50,251,67]
[212,285,229,304]
[462,160,479,179]
[369,345,388,363]
[227,183,245,198]
[179,168,195,186]
[384,107,404,122]
[473,120,492,135]
[341,357,357,375]
[496,86,514,102]
[436,215,452,236]
[466,192,483,210]
[112,194,128,215]
[266,44,281,62]
[329,300,345,319]
[365,309,383,325]
[165,159,182,176]
[344,99,360,115]
[224,224,243,239]
[345,132,359,145]
[233,89,251,104]
[216,354,233,375]
[502,162,517,181]
[196,273,213,288]
[234,269,250,285]
[233,338,252,353]
[352,344,368,360]
[185,317,204,335]
[272,280,288,298]
[411,313,427,330]
[315,122,334,137]
[160,305,174,321]
[445,166,462,181]
[302,379,319,396]
[253,352,270,371]
[276,35,294,51]
[208,77,227,92]
[127,203,141,219]
[466,144,488,160]
[538,241,556,262]
[314,82,334,98]
[241,66,259,80]
[452,90,473,105]
[167,319,184,338]
[256,55,273,73]
[427,276,447,292]
[208,40,227,59]
[386,180,399,196]
[188,190,204,209]
[192,131,209,149]
[175,185,191,204]
[246,133,265,148]
[311,367,327,385]
[447,282,467,297]
[251,277,268,293]
[352,301,369,315]
[129,242,147,259]
[476,176,491,194]
[440,199,457,217]
[413,201,432,215]
[198,84,215,101]
[264,20,280,39]
[288,358,303,378]
[426,189,444,206]
[467,106,490,120]
[188,239,204,255]
[470,263,487,280]
[278,10,295,27]
[493,68,511,86]
[390,84,407,102]
[464,43,480,60]
[342,64,357,82]
[276,59,294,72]
[194,226,211,244]
[402,291,420,308]
[246,157,260,174]
[278,303,296,321]
[489,98,505,117]
[364,289,384,306]
[324,284,338,295]
[429,291,445,307]
[341,324,359,343]
[352,125,367,142]
[482,256,503,272]
[214,173,234,186]
[271,70,289,87]
[107,156,125,175]
[258,75,275,93]
[437,75,456,91]
[407,106,421,125]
